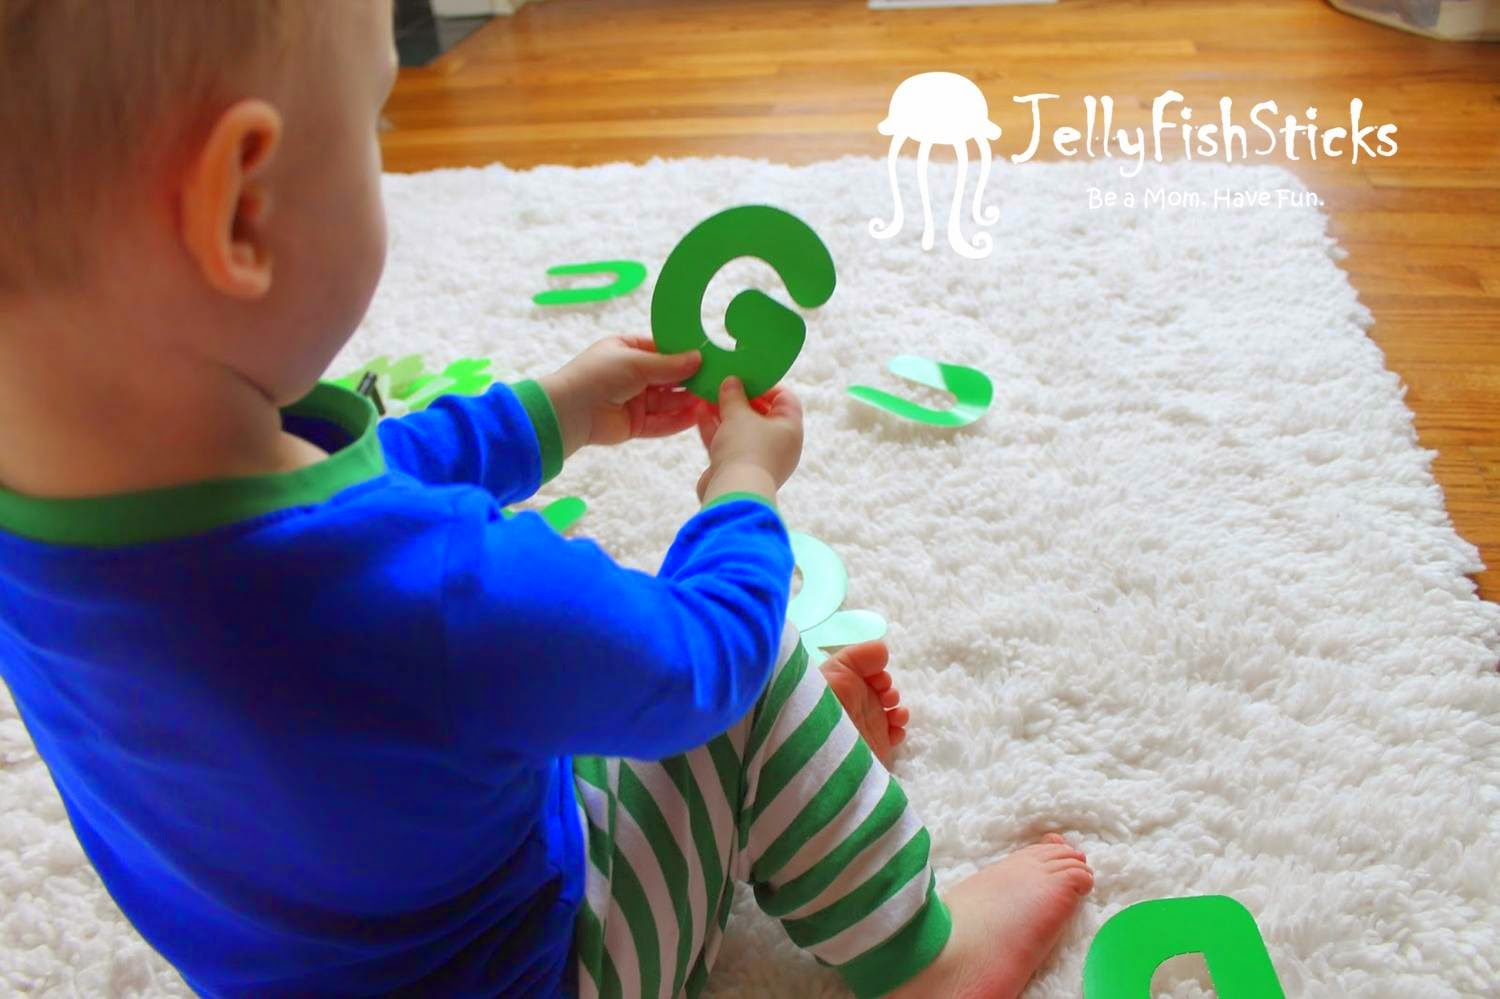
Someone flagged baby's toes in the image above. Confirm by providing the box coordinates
[1058,864,1095,895]
[867,671,893,694]
[887,706,910,729]
[835,640,889,677]
[879,686,901,709]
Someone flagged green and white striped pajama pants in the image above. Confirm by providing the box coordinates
[571,626,952,999]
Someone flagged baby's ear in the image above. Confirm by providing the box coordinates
[179,99,282,299]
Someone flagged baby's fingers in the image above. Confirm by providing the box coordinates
[635,388,702,438]
[631,346,702,387]
[646,385,698,413]
[619,333,657,353]
[696,403,721,450]
[759,385,804,425]
[717,375,751,416]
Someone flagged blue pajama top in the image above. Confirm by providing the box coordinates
[0,380,793,996]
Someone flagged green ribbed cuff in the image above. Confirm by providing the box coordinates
[701,490,778,514]
[511,379,563,486]
[834,878,952,999]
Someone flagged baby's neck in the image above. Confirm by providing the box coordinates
[0,298,324,500]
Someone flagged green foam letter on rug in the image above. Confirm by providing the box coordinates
[787,531,887,665]
[651,205,836,404]
[1083,895,1285,999]
[847,354,993,427]
[331,354,498,416]
[501,496,588,533]
[533,260,648,306]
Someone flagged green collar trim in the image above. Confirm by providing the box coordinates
[0,383,385,548]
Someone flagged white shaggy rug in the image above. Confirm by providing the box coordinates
[3,156,1499,998]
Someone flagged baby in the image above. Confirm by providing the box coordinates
[0,2,1092,997]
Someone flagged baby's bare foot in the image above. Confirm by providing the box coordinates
[819,640,908,769]
[891,834,1094,999]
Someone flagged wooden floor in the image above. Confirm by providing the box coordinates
[382,0,1500,599]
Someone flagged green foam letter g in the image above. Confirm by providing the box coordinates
[651,205,836,404]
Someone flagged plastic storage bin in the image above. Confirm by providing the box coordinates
[1327,0,1500,40]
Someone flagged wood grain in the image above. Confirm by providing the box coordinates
[382,0,1500,599]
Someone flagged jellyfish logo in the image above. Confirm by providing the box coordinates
[869,72,1001,260]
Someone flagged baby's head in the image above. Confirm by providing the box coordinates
[0,0,396,404]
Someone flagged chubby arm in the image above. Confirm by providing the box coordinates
[376,380,563,506]
[441,490,794,761]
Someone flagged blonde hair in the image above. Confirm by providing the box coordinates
[0,1,294,293]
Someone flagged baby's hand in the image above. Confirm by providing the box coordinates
[539,336,704,454]
[695,376,804,504]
